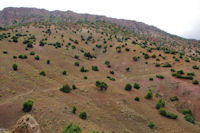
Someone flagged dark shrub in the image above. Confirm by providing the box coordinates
[60,84,72,93]
[156,74,164,79]
[125,83,132,91]
[47,59,50,64]
[30,51,35,55]
[74,55,79,59]
[184,114,195,123]
[80,66,88,72]
[170,96,179,102]
[166,112,178,119]
[126,67,130,72]
[72,106,77,114]
[72,84,77,90]
[156,99,165,109]
[3,51,7,54]
[92,66,99,71]
[148,121,155,129]
[62,123,82,133]
[109,70,114,74]
[96,80,108,91]
[134,82,140,89]
[35,55,40,60]
[22,99,34,112]
[40,71,46,76]
[192,65,199,69]
[134,97,140,101]
[192,80,199,85]
[12,64,18,71]
[79,112,87,120]
[144,89,153,99]
[149,77,153,81]
[159,108,167,116]
[74,62,79,66]
[62,70,67,75]
[162,62,172,67]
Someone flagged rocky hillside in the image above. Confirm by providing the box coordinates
[0,7,200,57]
[0,21,200,133]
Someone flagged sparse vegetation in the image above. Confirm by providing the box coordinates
[22,99,34,112]
[79,112,87,120]
[60,84,72,93]
[12,64,18,71]
[96,80,108,91]
[144,89,153,99]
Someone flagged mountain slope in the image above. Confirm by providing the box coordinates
[0,7,200,58]
[0,21,200,132]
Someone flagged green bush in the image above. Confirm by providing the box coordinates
[80,66,89,72]
[134,97,140,101]
[134,82,140,89]
[162,62,172,67]
[35,55,40,60]
[62,123,82,133]
[74,55,79,59]
[156,74,164,79]
[40,71,46,76]
[159,108,178,119]
[170,96,179,102]
[60,84,72,93]
[144,89,153,99]
[148,121,155,129]
[125,83,132,91]
[126,67,130,72]
[92,66,99,71]
[192,80,199,85]
[72,106,77,114]
[96,81,108,91]
[74,62,79,66]
[22,99,34,112]
[72,84,77,90]
[109,70,114,74]
[156,99,165,109]
[62,70,67,75]
[46,59,50,64]
[192,65,199,69]
[149,77,153,81]
[182,109,195,123]
[79,112,87,120]
[133,56,139,61]
[30,51,35,55]
[12,64,18,71]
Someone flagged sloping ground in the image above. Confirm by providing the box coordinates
[0,22,200,133]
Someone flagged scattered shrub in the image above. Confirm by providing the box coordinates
[22,99,34,112]
[149,77,153,81]
[96,81,108,91]
[134,97,140,101]
[40,71,46,76]
[92,66,99,71]
[60,84,72,93]
[159,108,178,119]
[72,84,77,90]
[125,83,132,91]
[62,70,67,75]
[156,74,164,79]
[134,82,140,89]
[46,59,50,64]
[148,121,155,129]
[156,99,165,109]
[162,62,172,67]
[109,70,114,74]
[12,64,18,71]
[80,66,89,72]
[192,80,199,85]
[192,65,199,69]
[74,62,79,66]
[79,112,87,120]
[62,123,82,133]
[144,89,153,99]
[170,96,179,102]
[72,106,77,114]
[30,51,35,55]
[35,55,40,60]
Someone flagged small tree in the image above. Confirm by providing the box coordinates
[35,55,40,60]
[60,84,72,93]
[79,112,87,120]
[125,83,132,91]
[156,99,165,109]
[96,80,108,91]
[144,89,153,99]
[62,123,82,133]
[148,121,155,129]
[84,52,92,60]
[62,70,67,75]
[134,82,140,89]
[22,99,34,112]
[92,66,99,71]
[72,106,77,114]
[12,64,18,71]
[46,59,50,64]
[40,71,46,76]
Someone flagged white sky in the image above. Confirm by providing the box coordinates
[0,0,200,40]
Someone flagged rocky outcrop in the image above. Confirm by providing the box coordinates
[11,114,40,133]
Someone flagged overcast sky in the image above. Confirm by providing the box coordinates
[0,0,200,40]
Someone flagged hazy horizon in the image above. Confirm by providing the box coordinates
[0,0,200,40]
